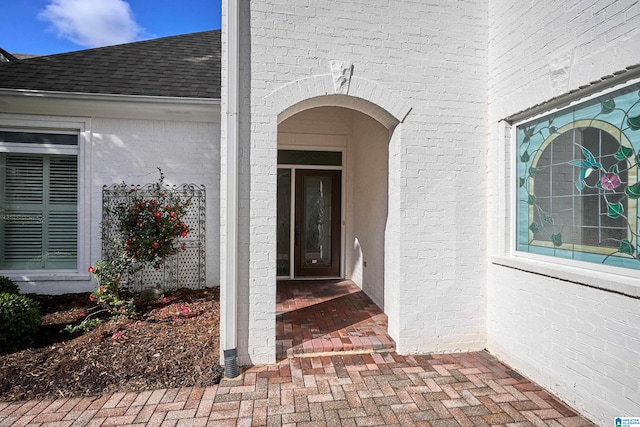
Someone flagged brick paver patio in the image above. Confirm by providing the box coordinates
[276,280,395,358]
[0,281,595,426]
[0,351,595,426]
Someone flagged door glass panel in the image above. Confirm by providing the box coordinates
[278,150,342,166]
[276,168,291,276]
[302,175,333,267]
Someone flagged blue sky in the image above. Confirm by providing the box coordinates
[1,0,221,56]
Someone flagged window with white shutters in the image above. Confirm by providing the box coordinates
[0,132,78,270]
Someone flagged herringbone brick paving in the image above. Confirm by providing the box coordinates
[1,282,595,426]
[0,351,595,426]
[276,280,395,358]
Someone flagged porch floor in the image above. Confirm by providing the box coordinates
[276,279,395,359]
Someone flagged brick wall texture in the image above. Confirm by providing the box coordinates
[487,1,640,424]
[220,0,640,425]
[227,0,489,365]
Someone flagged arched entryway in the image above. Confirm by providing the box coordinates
[274,103,396,358]
[220,70,411,366]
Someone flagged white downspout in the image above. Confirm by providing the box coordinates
[223,0,239,378]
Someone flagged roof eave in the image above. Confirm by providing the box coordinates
[0,88,220,105]
[0,88,221,123]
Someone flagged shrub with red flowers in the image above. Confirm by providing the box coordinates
[116,171,191,270]
[88,246,136,316]
[66,244,135,333]
[69,170,192,332]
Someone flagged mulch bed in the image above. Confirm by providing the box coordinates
[0,288,223,401]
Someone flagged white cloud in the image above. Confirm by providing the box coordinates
[39,0,143,48]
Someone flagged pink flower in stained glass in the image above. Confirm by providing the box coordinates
[601,173,621,190]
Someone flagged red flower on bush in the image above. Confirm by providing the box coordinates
[86,170,191,320]
[114,170,192,270]
[88,266,95,274]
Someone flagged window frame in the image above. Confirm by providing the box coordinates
[510,78,640,281]
[0,116,91,280]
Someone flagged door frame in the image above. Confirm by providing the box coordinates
[277,146,346,280]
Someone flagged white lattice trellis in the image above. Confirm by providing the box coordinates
[101,183,206,292]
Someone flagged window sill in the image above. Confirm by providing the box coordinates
[0,271,92,283]
[491,255,640,299]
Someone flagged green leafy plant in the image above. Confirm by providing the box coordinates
[64,317,103,334]
[87,243,136,316]
[0,276,19,295]
[0,293,41,347]
[75,169,191,330]
[116,169,191,270]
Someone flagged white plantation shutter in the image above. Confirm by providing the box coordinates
[47,157,78,267]
[0,154,77,269]
[2,155,44,268]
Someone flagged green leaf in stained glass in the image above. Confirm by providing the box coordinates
[521,127,535,145]
[549,126,558,134]
[607,202,624,219]
[527,194,536,205]
[615,145,633,161]
[625,182,640,199]
[519,177,525,187]
[521,150,530,163]
[608,164,619,174]
[529,167,537,176]
[628,115,640,131]
[529,222,539,234]
[600,99,615,114]
[620,239,634,255]
[596,180,603,190]
[551,233,562,247]
[542,212,554,225]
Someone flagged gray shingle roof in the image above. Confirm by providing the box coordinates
[0,30,220,99]
[0,48,19,63]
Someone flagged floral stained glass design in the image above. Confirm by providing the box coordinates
[517,81,640,270]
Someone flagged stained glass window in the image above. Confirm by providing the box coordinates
[516,81,640,270]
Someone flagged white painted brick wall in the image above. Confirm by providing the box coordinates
[488,0,640,424]
[352,112,388,309]
[91,118,221,289]
[487,265,640,424]
[3,113,220,295]
[236,0,489,360]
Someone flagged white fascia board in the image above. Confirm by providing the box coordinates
[0,89,221,123]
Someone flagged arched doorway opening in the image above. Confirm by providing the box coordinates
[275,104,395,358]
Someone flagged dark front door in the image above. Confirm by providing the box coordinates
[294,169,341,277]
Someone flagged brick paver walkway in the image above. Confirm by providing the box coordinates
[276,280,395,358]
[0,351,595,426]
